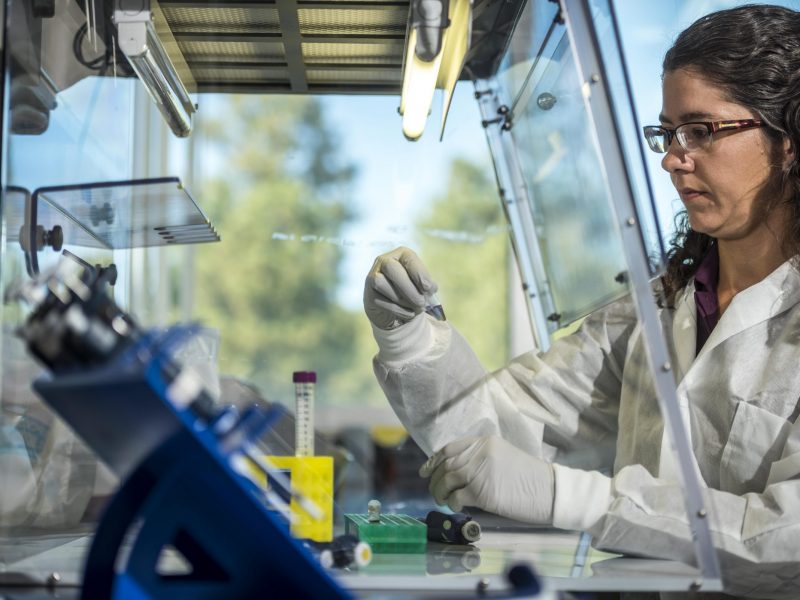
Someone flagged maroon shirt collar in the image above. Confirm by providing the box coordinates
[693,245,720,354]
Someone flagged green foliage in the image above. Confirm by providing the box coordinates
[193,95,370,405]
[416,158,509,370]
[192,95,506,409]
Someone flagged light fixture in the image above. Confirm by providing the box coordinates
[399,0,472,141]
[114,0,196,138]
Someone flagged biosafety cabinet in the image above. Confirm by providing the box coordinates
[0,0,752,597]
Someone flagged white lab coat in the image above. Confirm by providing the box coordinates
[371,258,800,599]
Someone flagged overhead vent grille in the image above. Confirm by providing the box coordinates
[160,0,409,94]
[157,0,528,95]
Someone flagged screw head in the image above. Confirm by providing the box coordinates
[536,92,557,110]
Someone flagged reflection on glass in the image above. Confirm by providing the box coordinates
[506,32,628,325]
[497,0,561,103]
[1,0,154,581]
[589,0,666,276]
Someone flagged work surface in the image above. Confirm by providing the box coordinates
[336,528,712,597]
[0,527,714,598]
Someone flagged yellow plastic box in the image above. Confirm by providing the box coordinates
[265,455,334,543]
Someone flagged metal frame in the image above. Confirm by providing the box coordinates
[474,78,557,351]
[0,0,5,189]
[559,0,722,586]
[276,0,309,92]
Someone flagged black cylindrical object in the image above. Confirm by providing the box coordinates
[424,510,481,544]
[319,534,372,569]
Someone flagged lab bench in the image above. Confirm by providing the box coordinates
[0,527,707,599]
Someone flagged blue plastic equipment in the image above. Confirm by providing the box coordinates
[13,265,351,600]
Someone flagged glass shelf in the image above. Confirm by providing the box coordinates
[5,177,219,276]
[30,177,220,249]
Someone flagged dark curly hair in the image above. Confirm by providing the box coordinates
[660,4,800,305]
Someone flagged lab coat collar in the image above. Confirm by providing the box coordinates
[696,258,800,360]
[673,258,800,377]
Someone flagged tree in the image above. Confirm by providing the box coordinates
[416,158,510,369]
[191,96,507,410]
[192,95,370,406]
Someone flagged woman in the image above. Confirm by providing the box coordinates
[363,4,800,597]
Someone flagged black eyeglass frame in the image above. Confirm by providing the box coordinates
[642,119,763,153]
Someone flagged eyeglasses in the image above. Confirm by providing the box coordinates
[642,119,763,153]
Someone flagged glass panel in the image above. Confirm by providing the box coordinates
[505,28,629,326]
[0,0,208,586]
[588,0,665,274]
[559,0,724,583]
[0,0,137,551]
[496,0,561,105]
[486,0,732,591]
[186,91,512,458]
[8,0,794,596]
[601,1,800,592]
[1,0,517,590]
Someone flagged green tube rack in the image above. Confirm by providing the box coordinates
[344,513,427,554]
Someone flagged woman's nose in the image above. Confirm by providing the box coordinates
[660,141,694,173]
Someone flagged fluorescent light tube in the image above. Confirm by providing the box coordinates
[115,1,195,138]
[401,28,444,141]
[399,0,471,141]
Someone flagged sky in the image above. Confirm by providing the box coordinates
[319,85,494,308]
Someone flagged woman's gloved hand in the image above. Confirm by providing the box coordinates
[419,436,555,524]
[363,246,438,330]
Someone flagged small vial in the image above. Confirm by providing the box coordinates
[319,534,372,569]
[367,499,382,523]
[293,371,316,456]
[424,291,446,321]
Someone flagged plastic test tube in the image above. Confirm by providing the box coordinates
[424,291,446,321]
[293,371,316,456]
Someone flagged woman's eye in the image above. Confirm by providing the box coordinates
[687,126,709,140]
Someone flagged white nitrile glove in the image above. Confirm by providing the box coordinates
[363,246,438,330]
[419,436,555,524]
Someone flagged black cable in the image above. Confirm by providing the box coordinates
[72,21,135,77]
[73,22,105,70]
